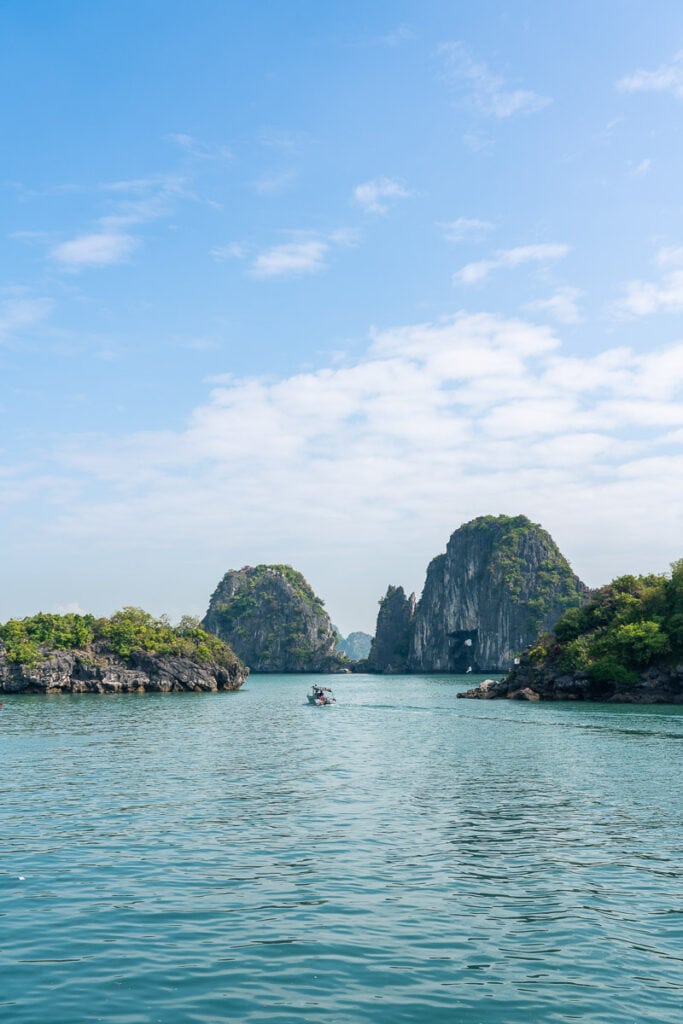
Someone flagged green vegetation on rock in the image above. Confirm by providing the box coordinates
[469,515,585,632]
[202,564,341,673]
[530,563,683,686]
[0,607,237,668]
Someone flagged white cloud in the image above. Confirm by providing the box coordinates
[613,248,683,317]
[454,243,569,285]
[438,217,494,242]
[439,42,551,118]
[49,175,187,271]
[656,246,683,268]
[217,230,358,278]
[7,309,683,628]
[0,295,53,342]
[353,177,412,214]
[617,51,683,100]
[50,231,138,269]
[631,158,652,177]
[525,286,583,324]
[251,239,331,278]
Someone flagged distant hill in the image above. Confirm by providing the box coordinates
[335,630,372,661]
[203,564,343,673]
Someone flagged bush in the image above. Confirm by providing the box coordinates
[554,606,586,643]
[606,620,670,667]
[589,658,638,688]
[559,636,591,671]
[0,608,238,669]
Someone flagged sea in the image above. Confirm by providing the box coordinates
[2,673,682,1023]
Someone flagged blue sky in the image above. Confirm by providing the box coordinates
[3,1,683,633]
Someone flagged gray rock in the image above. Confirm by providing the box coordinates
[409,515,588,673]
[203,564,342,673]
[366,586,416,673]
[0,645,247,695]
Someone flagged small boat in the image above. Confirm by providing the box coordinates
[307,685,336,706]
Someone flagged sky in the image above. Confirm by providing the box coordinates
[3,0,683,634]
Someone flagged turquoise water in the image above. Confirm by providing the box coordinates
[2,674,682,1024]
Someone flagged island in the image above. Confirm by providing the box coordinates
[202,564,345,673]
[367,515,588,673]
[0,607,248,694]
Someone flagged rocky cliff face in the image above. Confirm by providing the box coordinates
[409,516,588,672]
[0,645,247,694]
[366,586,416,672]
[203,564,342,673]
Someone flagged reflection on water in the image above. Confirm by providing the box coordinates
[2,675,682,1023]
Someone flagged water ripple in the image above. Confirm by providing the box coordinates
[1,676,682,1022]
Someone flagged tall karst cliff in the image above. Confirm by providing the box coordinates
[367,586,416,673]
[202,564,342,673]
[369,516,589,674]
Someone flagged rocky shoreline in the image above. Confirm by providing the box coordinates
[0,646,248,695]
[456,664,683,703]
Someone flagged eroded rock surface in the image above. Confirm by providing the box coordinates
[203,564,342,673]
[0,646,247,694]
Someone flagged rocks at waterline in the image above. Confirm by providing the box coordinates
[456,666,683,704]
[202,564,344,673]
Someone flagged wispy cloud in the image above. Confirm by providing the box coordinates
[51,231,138,269]
[213,230,358,278]
[613,247,683,318]
[49,175,188,271]
[0,294,53,342]
[257,128,306,153]
[617,51,683,100]
[525,286,583,324]
[438,217,494,243]
[631,158,652,177]
[211,242,248,262]
[614,275,683,318]
[252,238,331,278]
[462,130,494,152]
[454,243,569,285]
[165,133,233,161]
[380,24,415,47]
[251,169,297,195]
[353,177,412,214]
[439,42,551,118]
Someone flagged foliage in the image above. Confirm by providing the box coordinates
[533,566,683,689]
[207,564,336,668]
[464,514,586,631]
[0,607,238,668]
